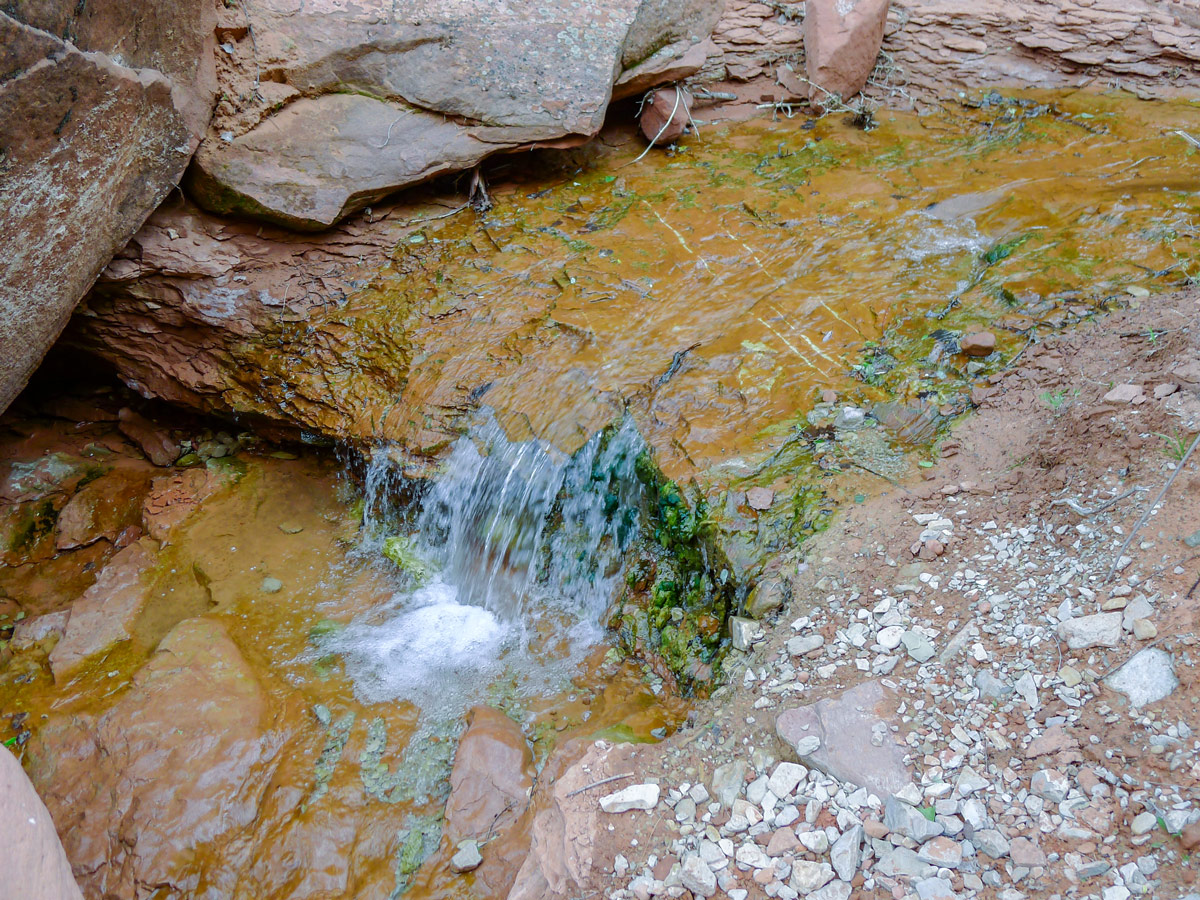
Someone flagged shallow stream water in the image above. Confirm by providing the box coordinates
[2,89,1199,899]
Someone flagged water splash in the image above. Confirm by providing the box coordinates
[336,412,646,711]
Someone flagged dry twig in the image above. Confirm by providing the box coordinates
[565,772,634,798]
[1104,430,1200,582]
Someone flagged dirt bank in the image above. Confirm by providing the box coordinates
[522,286,1200,899]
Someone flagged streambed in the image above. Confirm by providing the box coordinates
[2,89,1199,899]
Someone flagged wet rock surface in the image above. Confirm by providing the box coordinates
[67,94,1200,480]
[444,705,534,843]
[47,539,157,681]
[29,618,277,899]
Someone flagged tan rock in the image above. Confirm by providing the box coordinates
[0,744,84,900]
[1103,384,1144,403]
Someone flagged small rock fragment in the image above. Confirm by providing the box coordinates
[599,783,659,813]
[450,840,482,873]
[1130,811,1158,836]
[1103,384,1144,403]
[960,331,996,357]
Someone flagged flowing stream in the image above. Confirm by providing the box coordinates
[335,413,647,717]
[2,89,1199,900]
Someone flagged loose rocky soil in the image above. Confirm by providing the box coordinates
[534,288,1200,900]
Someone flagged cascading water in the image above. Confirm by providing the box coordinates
[333,411,646,715]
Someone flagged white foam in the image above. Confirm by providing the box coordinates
[335,578,511,709]
[899,210,987,262]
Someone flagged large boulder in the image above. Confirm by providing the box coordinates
[185,0,725,230]
[0,3,217,414]
[0,744,84,900]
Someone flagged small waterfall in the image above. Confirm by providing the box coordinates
[336,411,646,710]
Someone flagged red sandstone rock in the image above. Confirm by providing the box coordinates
[27,619,278,900]
[640,87,694,145]
[445,706,534,844]
[117,408,178,467]
[47,539,158,680]
[0,4,216,415]
[961,332,997,357]
[54,468,152,550]
[804,0,889,105]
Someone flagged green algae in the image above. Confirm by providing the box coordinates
[381,535,434,585]
[304,709,355,811]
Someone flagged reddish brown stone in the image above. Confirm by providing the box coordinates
[804,0,889,104]
[640,87,693,145]
[961,332,997,357]
[444,706,534,844]
[1182,822,1200,852]
[118,408,178,467]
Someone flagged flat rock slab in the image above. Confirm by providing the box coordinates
[445,705,534,843]
[27,618,275,899]
[1105,648,1178,707]
[48,539,158,680]
[776,680,913,799]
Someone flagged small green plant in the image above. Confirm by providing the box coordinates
[918,805,937,822]
[1155,430,1192,462]
[1039,389,1078,410]
[981,234,1031,266]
